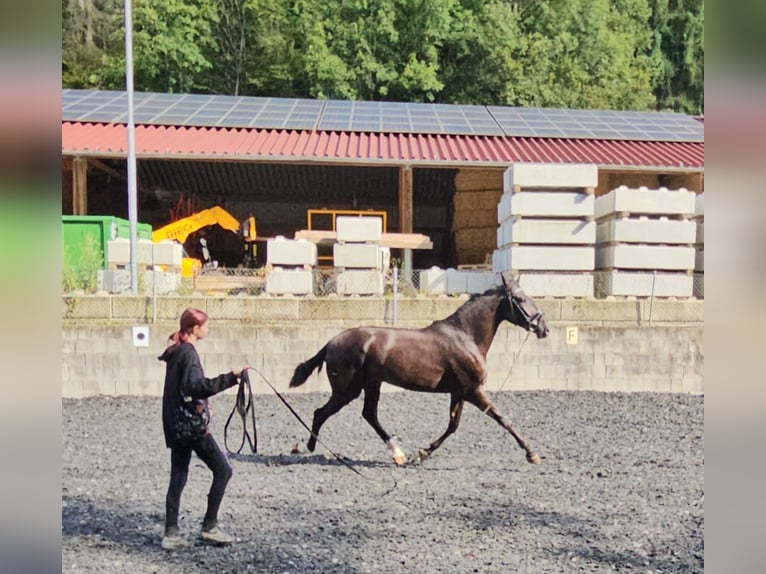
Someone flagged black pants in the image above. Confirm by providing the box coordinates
[165,433,233,534]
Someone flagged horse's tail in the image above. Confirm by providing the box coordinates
[289,344,328,388]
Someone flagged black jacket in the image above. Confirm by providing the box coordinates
[159,342,239,448]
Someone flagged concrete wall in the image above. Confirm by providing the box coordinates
[62,296,703,398]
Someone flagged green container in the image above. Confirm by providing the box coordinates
[62,215,152,270]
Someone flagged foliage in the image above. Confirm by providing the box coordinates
[62,234,104,294]
[61,0,704,113]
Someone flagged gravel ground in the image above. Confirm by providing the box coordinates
[62,390,703,574]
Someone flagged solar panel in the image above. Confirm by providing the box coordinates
[62,89,704,142]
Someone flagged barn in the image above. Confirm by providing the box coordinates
[61,89,704,271]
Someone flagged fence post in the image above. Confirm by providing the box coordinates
[392,266,398,326]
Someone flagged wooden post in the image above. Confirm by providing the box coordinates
[72,157,88,215]
[398,165,414,279]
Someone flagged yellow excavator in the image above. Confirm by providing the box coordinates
[152,206,257,277]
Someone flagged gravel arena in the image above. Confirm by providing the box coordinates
[62,390,703,573]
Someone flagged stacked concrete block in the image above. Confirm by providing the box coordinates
[595,186,696,298]
[265,236,316,295]
[418,267,496,295]
[493,163,598,297]
[334,216,385,295]
[106,237,154,267]
[694,193,704,297]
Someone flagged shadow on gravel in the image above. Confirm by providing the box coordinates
[228,452,391,469]
[62,494,363,574]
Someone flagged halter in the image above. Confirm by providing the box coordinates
[506,286,544,333]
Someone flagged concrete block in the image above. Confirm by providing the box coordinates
[267,237,317,266]
[152,241,183,266]
[499,218,596,246]
[265,268,314,295]
[695,193,704,219]
[695,249,704,272]
[140,270,182,295]
[518,272,594,297]
[333,243,385,269]
[493,245,595,271]
[336,216,383,243]
[596,244,696,271]
[336,270,384,295]
[596,271,694,298]
[596,218,696,245]
[465,272,496,294]
[98,269,131,294]
[696,221,704,245]
[498,191,594,222]
[503,163,598,190]
[595,186,696,218]
[106,238,153,265]
[419,267,448,294]
[446,269,468,294]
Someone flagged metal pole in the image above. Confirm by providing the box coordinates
[392,266,398,326]
[124,0,139,294]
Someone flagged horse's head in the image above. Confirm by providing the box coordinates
[499,274,549,339]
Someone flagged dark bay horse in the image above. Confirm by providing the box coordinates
[289,275,549,465]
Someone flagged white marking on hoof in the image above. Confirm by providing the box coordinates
[387,437,407,466]
[527,452,541,464]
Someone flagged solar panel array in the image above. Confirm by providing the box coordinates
[63,89,704,142]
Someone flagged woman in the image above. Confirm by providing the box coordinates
[159,307,248,551]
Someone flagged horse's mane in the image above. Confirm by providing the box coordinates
[438,285,506,327]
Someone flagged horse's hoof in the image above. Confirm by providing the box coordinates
[527,452,541,464]
[290,443,303,455]
[418,449,430,463]
[387,438,407,466]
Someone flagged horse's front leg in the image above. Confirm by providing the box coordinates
[362,383,406,465]
[466,388,541,464]
[418,392,464,462]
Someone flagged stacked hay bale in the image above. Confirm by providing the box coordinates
[595,186,697,298]
[334,216,388,296]
[694,193,704,297]
[452,169,503,266]
[493,164,598,297]
[265,236,317,295]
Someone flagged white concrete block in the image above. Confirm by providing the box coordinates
[694,193,704,220]
[446,269,468,294]
[336,216,383,243]
[695,249,704,272]
[265,268,314,295]
[336,270,384,295]
[333,243,385,269]
[493,245,595,272]
[267,237,317,266]
[465,272,497,294]
[596,244,696,271]
[597,271,694,298]
[595,186,696,218]
[503,163,598,191]
[152,241,183,266]
[419,267,448,294]
[518,273,594,297]
[596,218,696,245]
[498,191,595,221]
[499,219,596,246]
[696,221,704,245]
[107,238,153,265]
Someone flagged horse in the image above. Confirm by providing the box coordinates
[289,274,549,465]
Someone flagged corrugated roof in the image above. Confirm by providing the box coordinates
[62,121,704,170]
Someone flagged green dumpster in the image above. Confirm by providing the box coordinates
[62,215,152,270]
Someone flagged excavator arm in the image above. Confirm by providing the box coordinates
[152,206,242,244]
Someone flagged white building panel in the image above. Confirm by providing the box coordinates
[596,218,696,245]
[596,244,696,271]
[493,245,595,271]
[503,163,598,191]
[336,216,383,243]
[267,237,317,267]
[595,186,696,218]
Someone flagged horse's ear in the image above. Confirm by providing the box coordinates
[500,273,508,289]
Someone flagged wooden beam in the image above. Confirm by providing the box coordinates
[89,158,123,180]
[294,229,433,250]
[398,165,413,233]
[72,157,88,215]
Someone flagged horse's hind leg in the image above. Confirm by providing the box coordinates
[419,392,464,462]
[466,389,540,464]
[306,391,358,452]
[362,383,406,465]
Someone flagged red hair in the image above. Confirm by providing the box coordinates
[168,308,209,345]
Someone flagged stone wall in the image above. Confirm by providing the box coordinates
[62,296,703,398]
